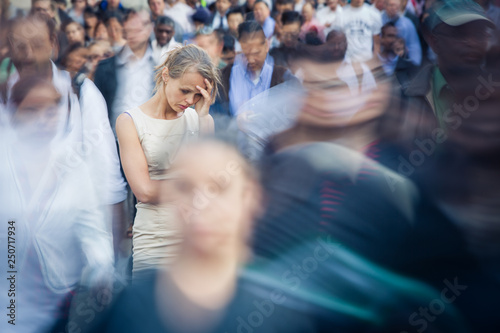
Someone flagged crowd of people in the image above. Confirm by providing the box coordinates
[1,0,500,332]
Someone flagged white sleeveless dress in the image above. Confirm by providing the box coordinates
[124,107,199,273]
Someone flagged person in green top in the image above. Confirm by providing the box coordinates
[401,0,496,137]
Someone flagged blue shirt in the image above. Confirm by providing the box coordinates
[262,16,276,39]
[229,54,274,115]
[382,12,422,66]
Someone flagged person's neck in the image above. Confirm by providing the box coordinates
[380,47,396,59]
[130,43,149,59]
[388,12,400,20]
[142,91,180,119]
[167,247,240,308]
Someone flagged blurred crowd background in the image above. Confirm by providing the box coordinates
[1,0,500,332]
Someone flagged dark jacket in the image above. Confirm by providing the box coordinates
[398,63,440,142]
[93,56,119,120]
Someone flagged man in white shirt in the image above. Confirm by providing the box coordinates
[317,0,343,35]
[152,16,181,65]
[165,0,196,36]
[338,0,382,62]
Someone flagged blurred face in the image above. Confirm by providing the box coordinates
[280,22,300,48]
[385,0,401,18]
[302,3,314,22]
[247,0,257,9]
[195,33,223,65]
[431,21,491,67]
[222,49,236,64]
[163,69,207,113]
[240,34,269,72]
[228,13,244,35]
[381,25,397,51]
[65,48,88,73]
[326,32,347,58]
[84,14,98,28]
[13,83,61,140]
[88,44,107,70]
[393,39,405,56]
[107,18,124,42]
[373,0,386,11]
[95,22,109,41]
[350,0,364,7]
[327,0,339,10]
[298,60,391,128]
[253,2,270,24]
[276,3,294,13]
[123,14,153,52]
[32,0,55,18]
[216,0,231,14]
[65,23,85,44]
[167,144,257,257]
[155,23,175,46]
[108,0,120,9]
[149,0,165,17]
[72,0,87,10]
[9,20,53,73]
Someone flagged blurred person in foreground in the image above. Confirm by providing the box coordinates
[0,74,114,333]
[1,14,128,261]
[85,139,323,333]
[115,45,219,276]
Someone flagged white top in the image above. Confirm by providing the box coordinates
[113,45,155,136]
[124,106,199,180]
[152,38,182,66]
[164,2,196,35]
[338,4,382,62]
[3,62,127,205]
[316,5,343,35]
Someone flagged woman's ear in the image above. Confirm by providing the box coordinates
[162,68,169,84]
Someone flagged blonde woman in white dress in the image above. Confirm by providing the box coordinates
[116,45,221,276]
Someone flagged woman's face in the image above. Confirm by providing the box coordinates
[13,83,61,140]
[163,69,208,113]
[167,143,258,258]
[298,60,391,128]
[66,23,85,44]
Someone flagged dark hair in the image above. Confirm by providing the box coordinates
[238,20,265,41]
[276,0,295,5]
[326,29,346,42]
[254,0,269,8]
[103,11,124,25]
[155,15,175,28]
[11,75,60,107]
[223,33,235,53]
[381,21,397,36]
[226,7,244,19]
[281,10,302,26]
[60,42,86,68]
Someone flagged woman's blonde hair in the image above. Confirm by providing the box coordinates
[154,44,221,102]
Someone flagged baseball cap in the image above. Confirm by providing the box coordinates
[424,0,494,31]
